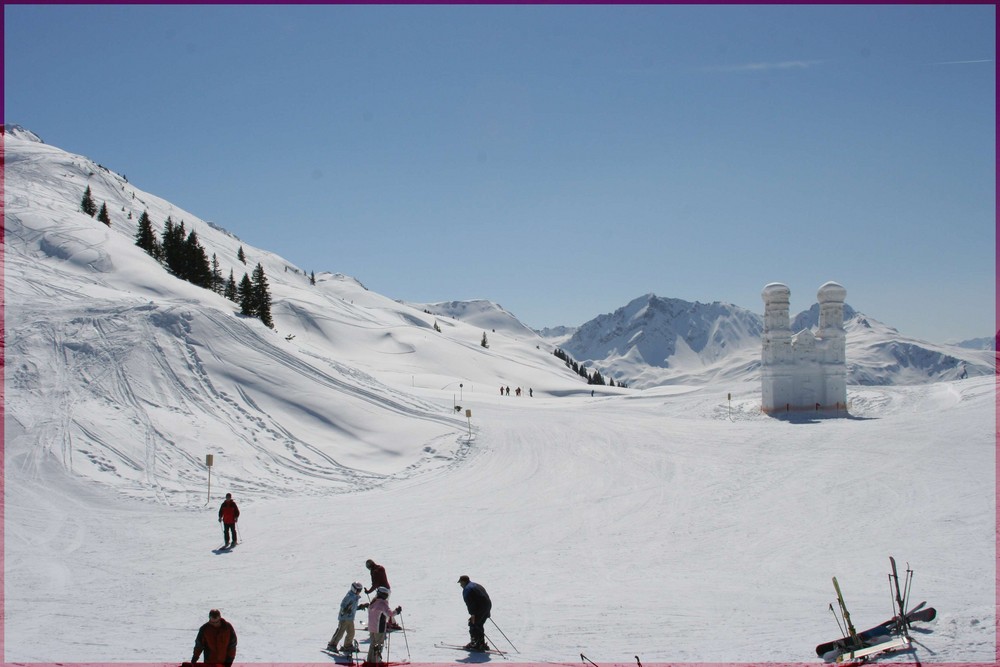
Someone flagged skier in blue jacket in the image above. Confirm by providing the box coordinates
[327,582,368,653]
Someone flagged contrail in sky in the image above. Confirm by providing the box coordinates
[932,59,993,65]
[704,60,826,72]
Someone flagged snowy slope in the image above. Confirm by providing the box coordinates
[2,127,996,664]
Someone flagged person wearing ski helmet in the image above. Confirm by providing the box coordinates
[458,575,492,651]
[366,586,402,665]
[327,582,368,653]
[218,493,239,548]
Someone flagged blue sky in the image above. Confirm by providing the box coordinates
[4,4,995,342]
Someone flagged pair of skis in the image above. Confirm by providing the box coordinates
[817,557,936,663]
[435,642,508,657]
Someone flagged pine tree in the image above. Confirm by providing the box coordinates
[80,186,97,216]
[237,246,246,264]
[97,202,111,226]
[224,270,238,302]
[161,217,186,276]
[251,263,273,328]
[211,254,224,294]
[134,210,161,258]
[309,271,316,286]
[481,332,489,349]
[184,230,212,288]
[238,273,255,317]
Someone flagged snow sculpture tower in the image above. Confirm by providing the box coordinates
[761,281,847,414]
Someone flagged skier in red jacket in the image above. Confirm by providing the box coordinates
[218,493,240,548]
[364,559,390,594]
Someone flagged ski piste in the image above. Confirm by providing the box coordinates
[434,642,507,657]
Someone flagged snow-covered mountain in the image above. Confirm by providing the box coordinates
[536,294,993,389]
[3,126,994,664]
[552,294,763,387]
[953,335,996,351]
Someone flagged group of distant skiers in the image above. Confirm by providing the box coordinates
[500,385,532,397]
[188,495,493,666]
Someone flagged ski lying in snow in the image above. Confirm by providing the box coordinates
[833,635,911,663]
[435,642,506,656]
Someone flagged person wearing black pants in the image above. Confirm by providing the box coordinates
[458,575,492,651]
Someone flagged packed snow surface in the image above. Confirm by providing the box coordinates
[5,380,995,663]
[2,128,996,665]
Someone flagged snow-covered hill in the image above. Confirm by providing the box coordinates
[3,125,589,501]
[2,126,995,664]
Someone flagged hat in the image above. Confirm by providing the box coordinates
[376,586,390,598]
[351,582,363,592]
[457,575,470,584]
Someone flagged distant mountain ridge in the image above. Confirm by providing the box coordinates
[534,293,993,388]
[560,293,762,366]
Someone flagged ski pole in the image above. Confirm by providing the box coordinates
[829,603,847,638]
[902,564,914,619]
[396,610,411,661]
[483,633,509,660]
[580,654,600,667]
[490,617,519,652]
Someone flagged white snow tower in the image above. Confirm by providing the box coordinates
[761,281,847,414]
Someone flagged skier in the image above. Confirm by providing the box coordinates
[218,493,240,547]
[458,575,492,651]
[365,559,402,630]
[365,586,401,666]
[327,581,368,653]
[364,559,390,594]
[190,608,237,666]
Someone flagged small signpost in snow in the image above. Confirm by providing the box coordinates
[465,409,472,438]
[206,454,214,504]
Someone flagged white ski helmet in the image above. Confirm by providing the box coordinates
[351,582,363,592]
[376,586,390,598]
